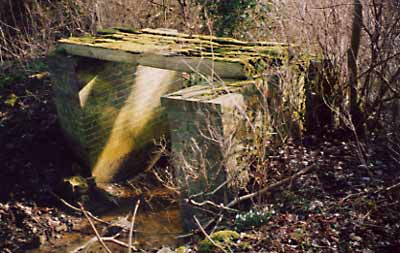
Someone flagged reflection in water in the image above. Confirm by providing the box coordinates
[28,188,183,252]
[103,206,183,249]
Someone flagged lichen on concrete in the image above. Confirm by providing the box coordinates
[58,28,290,79]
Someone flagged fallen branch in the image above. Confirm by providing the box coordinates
[100,237,138,251]
[72,235,138,253]
[227,163,318,208]
[340,181,400,204]
[79,203,112,253]
[189,180,229,199]
[49,190,110,226]
[50,190,81,212]
[383,182,400,193]
[128,200,141,253]
[176,216,218,239]
[210,214,224,234]
[191,204,220,217]
[194,216,230,253]
[187,199,239,213]
[72,236,98,252]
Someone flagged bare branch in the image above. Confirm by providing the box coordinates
[187,199,239,213]
[72,235,138,252]
[128,200,141,253]
[227,163,319,208]
[79,203,112,253]
[193,216,230,253]
[50,191,111,226]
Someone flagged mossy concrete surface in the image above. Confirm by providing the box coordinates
[58,28,290,79]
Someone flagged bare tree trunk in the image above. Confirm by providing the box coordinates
[347,0,364,135]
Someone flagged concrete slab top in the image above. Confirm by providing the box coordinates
[57,28,290,79]
[162,80,259,103]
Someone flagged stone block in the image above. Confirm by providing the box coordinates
[161,81,260,230]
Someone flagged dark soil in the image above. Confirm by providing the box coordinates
[235,138,400,252]
[0,69,76,203]
[0,62,79,252]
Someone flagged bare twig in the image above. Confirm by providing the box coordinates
[130,141,166,179]
[358,52,400,79]
[49,190,110,226]
[210,214,224,234]
[206,180,229,197]
[187,199,239,213]
[339,191,365,204]
[193,216,230,253]
[192,205,220,217]
[340,181,400,204]
[384,182,400,193]
[72,236,98,253]
[50,190,81,212]
[227,163,318,208]
[177,164,318,241]
[176,216,218,239]
[101,237,138,251]
[73,235,138,253]
[189,180,229,199]
[128,200,141,253]
[79,203,112,253]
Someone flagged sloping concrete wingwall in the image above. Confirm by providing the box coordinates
[50,54,183,182]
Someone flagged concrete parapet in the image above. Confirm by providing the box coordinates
[161,81,260,230]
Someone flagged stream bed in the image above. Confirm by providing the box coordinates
[26,184,184,252]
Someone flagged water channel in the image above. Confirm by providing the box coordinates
[27,183,184,252]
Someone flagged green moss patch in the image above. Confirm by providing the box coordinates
[58,28,291,79]
[198,230,240,252]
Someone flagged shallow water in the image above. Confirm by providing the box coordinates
[27,185,183,252]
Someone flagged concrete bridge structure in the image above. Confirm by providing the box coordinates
[49,27,328,230]
[50,28,300,183]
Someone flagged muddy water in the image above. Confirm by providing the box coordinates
[28,185,183,252]
[102,205,183,249]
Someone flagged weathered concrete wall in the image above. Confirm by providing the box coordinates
[50,53,183,182]
[161,82,259,230]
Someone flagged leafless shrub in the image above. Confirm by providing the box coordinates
[0,0,204,63]
[0,0,96,63]
[254,0,399,166]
